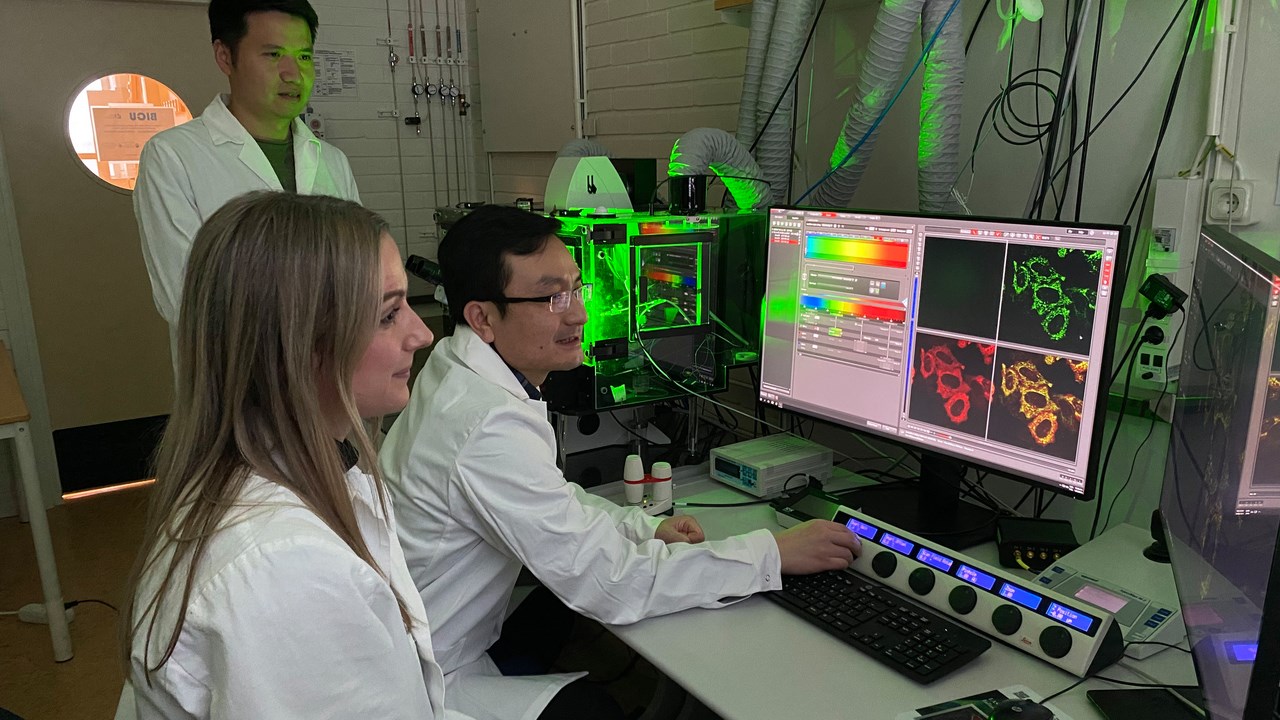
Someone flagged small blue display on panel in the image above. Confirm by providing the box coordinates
[999,582,1044,611]
[1046,602,1094,633]
[845,518,879,541]
[957,564,997,591]
[916,548,955,573]
[880,532,915,556]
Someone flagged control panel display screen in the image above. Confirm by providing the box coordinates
[1072,583,1130,614]
[957,564,997,591]
[916,548,955,573]
[1000,582,1044,611]
[880,532,915,556]
[844,518,879,541]
[1227,642,1258,663]
[1046,602,1095,633]
[713,457,740,479]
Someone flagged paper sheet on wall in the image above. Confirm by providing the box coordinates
[314,49,357,98]
[894,685,1075,720]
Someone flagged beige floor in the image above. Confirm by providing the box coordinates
[1,486,149,720]
[0,486,666,720]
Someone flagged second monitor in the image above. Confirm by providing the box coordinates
[759,207,1129,546]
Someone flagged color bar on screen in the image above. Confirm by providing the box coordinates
[805,235,910,269]
[801,295,906,323]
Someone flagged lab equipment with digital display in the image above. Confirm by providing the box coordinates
[767,505,1125,682]
[542,211,736,413]
[758,207,1129,547]
[1033,523,1184,660]
[708,434,833,498]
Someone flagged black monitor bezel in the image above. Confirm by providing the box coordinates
[760,205,1132,502]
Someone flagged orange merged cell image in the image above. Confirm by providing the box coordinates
[991,349,1087,461]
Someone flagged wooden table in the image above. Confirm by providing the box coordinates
[1,340,71,661]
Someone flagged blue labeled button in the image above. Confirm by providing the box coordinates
[1156,608,1172,617]
[1145,620,1160,628]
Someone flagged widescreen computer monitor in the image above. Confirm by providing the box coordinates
[758,207,1128,545]
[1162,225,1280,720]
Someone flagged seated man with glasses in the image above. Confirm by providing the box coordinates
[380,204,860,720]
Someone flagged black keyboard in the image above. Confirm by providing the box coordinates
[767,568,991,683]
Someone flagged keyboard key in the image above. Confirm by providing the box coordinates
[770,569,991,684]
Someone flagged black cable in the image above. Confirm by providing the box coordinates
[1100,311,1186,534]
[1126,640,1192,655]
[747,0,828,155]
[1013,486,1037,513]
[1031,0,1087,218]
[1074,0,1104,222]
[1120,0,1208,275]
[1091,316,1154,540]
[607,411,673,447]
[1040,491,1059,515]
[1108,315,1152,389]
[1052,0,1082,221]
[964,0,995,55]
[1043,0,1191,194]
[66,598,119,613]
[1042,671,1187,705]
[679,473,811,508]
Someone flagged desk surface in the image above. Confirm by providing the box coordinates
[595,471,1197,720]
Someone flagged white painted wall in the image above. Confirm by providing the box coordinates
[1226,0,1280,251]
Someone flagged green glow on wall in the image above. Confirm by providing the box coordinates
[1107,0,1127,38]
[918,33,946,166]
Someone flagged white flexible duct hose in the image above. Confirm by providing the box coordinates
[668,128,771,211]
[754,0,815,204]
[918,0,964,212]
[810,0,926,207]
[557,139,612,157]
[735,0,778,149]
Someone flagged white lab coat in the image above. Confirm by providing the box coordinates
[380,326,782,720]
[133,94,360,345]
[128,467,470,720]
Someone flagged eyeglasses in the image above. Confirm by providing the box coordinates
[495,283,593,314]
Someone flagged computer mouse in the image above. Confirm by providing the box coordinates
[988,699,1055,720]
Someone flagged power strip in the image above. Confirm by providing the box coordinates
[17,603,75,625]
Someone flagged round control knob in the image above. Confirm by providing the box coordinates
[871,551,898,578]
[908,567,935,595]
[992,604,1023,635]
[1039,626,1073,659]
[948,585,977,615]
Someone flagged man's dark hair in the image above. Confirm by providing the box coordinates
[438,205,563,329]
[208,0,320,56]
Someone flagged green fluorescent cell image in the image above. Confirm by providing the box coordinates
[1000,245,1102,355]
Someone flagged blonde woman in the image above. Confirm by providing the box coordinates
[122,192,453,718]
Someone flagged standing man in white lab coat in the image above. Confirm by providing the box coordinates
[380,205,863,720]
[134,0,360,358]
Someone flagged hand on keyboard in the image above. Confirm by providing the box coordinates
[773,520,862,574]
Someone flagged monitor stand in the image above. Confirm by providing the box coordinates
[832,452,998,552]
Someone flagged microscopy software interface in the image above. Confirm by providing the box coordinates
[760,208,1123,495]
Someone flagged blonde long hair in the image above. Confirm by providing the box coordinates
[122,191,410,676]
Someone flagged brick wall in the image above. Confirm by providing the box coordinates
[487,0,749,205]
[583,0,746,168]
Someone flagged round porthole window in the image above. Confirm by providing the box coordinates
[67,73,193,191]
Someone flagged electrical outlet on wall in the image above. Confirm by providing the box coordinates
[1207,180,1256,225]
